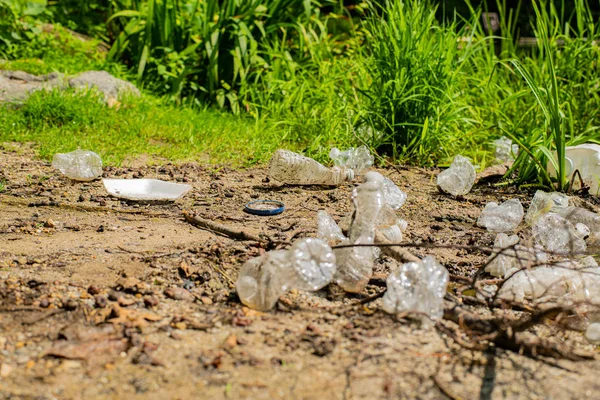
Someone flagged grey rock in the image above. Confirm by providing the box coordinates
[0,70,65,103]
[0,70,139,105]
[68,70,140,101]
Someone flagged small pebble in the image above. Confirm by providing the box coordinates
[143,295,160,308]
[95,295,108,308]
[164,287,194,301]
[200,296,213,305]
[88,285,101,295]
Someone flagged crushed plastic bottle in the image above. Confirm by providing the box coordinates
[477,199,524,232]
[316,210,346,244]
[532,213,587,255]
[485,233,547,277]
[334,171,384,292]
[524,190,569,225]
[329,145,374,175]
[382,177,407,210]
[236,238,336,311]
[315,171,408,292]
[498,263,600,304]
[494,136,519,163]
[556,206,600,244]
[382,256,449,320]
[52,149,102,181]
[269,149,353,186]
[546,144,600,196]
[437,155,476,196]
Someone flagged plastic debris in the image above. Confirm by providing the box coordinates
[269,149,353,186]
[546,143,600,196]
[382,256,449,320]
[477,199,524,232]
[485,233,547,277]
[524,190,569,225]
[532,213,587,255]
[52,149,102,181]
[477,284,498,301]
[557,206,600,244]
[437,155,476,196]
[333,171,384,292]
[236,238,336,311]
[498,263,600,304]
[382,177,407,210]
[243,200,285,216]
[317,210,346,244]
[103,179,191,201]
[494,136,519,163]
[329,145,374,175]
[585,323,600,344]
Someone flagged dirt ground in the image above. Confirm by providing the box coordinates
[1,145,599,399]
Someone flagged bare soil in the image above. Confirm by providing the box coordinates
[1,146,599,399]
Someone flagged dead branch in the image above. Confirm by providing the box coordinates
[182,210,266,243]
[441,298,595,361]
[373,232,421,263]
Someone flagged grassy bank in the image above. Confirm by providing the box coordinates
[1,0,600,189]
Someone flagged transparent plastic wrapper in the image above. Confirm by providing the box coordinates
[485,233,547,277]
[524,190,569,225]
[269,149,353,186]
[236,238,336,311]
[532,213,587,255]
[498,264,600,304]
[436,155,476,196]
[382,177,407,210]
[477,199,524,232]
[329,146,374,175]
[334,172,384,292]
[52,149,102,181]
[382,256,449,320]
[494,136,519,163]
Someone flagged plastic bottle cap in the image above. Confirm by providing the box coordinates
[244,200,285,216]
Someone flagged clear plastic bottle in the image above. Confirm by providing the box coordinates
[236,238,337,311]
[52,149,103,181]
[329,145,374,175]
[334,171,384,292]
[269,149,354,186]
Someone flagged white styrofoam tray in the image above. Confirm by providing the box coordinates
[103,179,191,201]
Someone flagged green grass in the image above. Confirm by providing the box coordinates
[0,89,289,166]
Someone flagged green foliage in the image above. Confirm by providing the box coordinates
[107,0,343,110]
[464,0,600,189]
[364,0,476,164]
[0,0,48,57]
